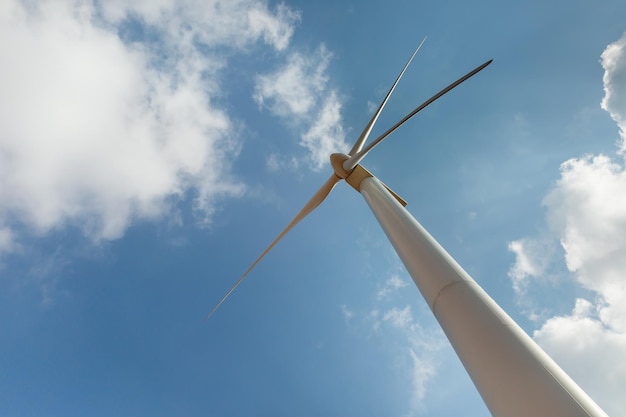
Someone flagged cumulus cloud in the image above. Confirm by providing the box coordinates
[0,0,301,249]
[601,32,626,152]
[534,299,626,413]
[254,45,348,170]
[536,152,626,416]
[507,32,626,416]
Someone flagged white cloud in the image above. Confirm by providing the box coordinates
[340,304,354,322]
[545,155,626,283]
[301,91,348,169]
[265,152,299,172]
[508,239,543,284]
[377,273,409,299]
[507,237,564,321]
[383,305,413,329]
[600,31,626,152]
[367,100,378,114]
[507,237,559,299]
[507,32,626,416]
[0,0,300,249]
[254,45,348,170]
[343,268,445,416]
[534,299,626,416]
[254,46,330,116]
[378,305,444,414]
[408,348,438,408]
[0,227,16,254]
[99,0,300,52]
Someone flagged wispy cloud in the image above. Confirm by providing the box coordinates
[508,239,546,285]
[254,46,331,117]
[377,274,409,299]
[100,0,300,52]
[342,266,445,416]
[507,32,626,416]
[0,227,16,254]
[408,348,438,412]
[254,45,348,170]
[378,304,444,413]
[507,237,562,320]
[340,304,354,322]
[0,0,300,251]
[383,305,413,328]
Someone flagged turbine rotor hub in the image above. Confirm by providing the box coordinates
[330,153,352,179]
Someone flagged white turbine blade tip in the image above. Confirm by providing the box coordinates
[343,58,494,171]
[204,175,340,320]
[348,37,427,156]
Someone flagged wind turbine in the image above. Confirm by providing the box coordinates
[208,40,609,417]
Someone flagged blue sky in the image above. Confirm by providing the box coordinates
[1,0,626,416]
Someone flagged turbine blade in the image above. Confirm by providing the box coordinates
[348,37,427,156]
[205,174,341,320]
[343,59,493,171]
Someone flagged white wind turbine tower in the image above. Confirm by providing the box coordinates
[207,39,609,417]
